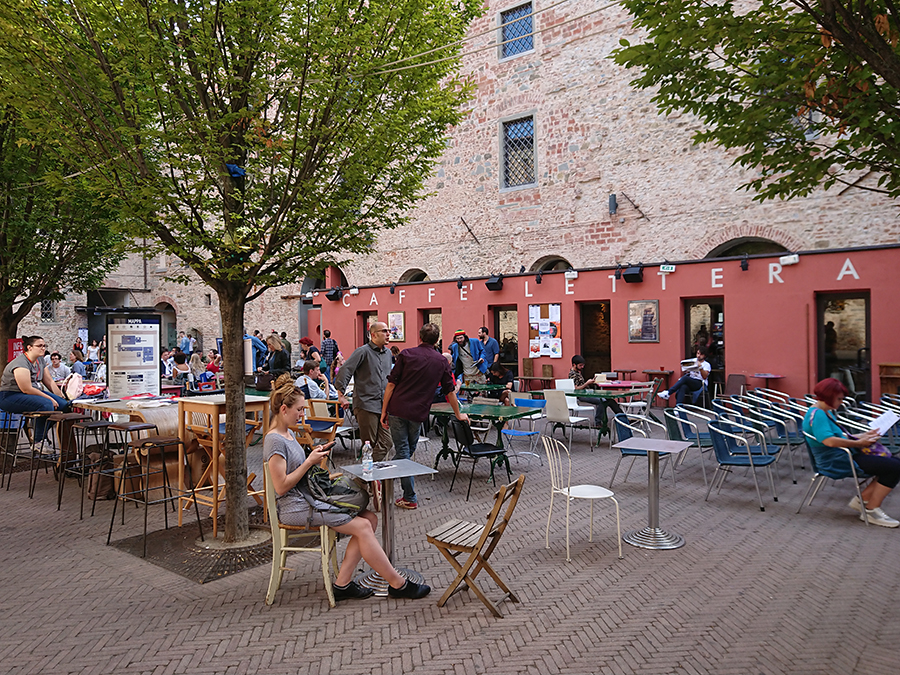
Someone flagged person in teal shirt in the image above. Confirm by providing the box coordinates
[804,377,900,528]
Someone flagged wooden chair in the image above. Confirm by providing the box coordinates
[263,461,339,607]
[426,475,525,617]
[305,399,341,445]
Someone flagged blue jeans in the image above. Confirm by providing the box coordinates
[666,375,703,405]
[0,390,70,441]
[388,416,420,502]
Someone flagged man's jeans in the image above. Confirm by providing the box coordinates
[388,416,420,502]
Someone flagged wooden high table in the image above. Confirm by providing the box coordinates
[73,397,180,436]
[176,394,270,538]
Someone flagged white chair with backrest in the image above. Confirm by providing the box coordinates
[620,379,662,417]
[501,398,546,466]
[554,379,595,417]
[544,390,591,449]
[542,435,622,561]
[263,461,339,607]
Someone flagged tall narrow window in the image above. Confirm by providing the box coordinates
[40,299,56,323]
[500,3,534,58]
[502,115,535,188]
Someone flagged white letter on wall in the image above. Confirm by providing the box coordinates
[428,288,435,303]
[837,258,860,281]
[658,271,668,291]
[769,263,784,284]
[460,286,468,301]
[524,281,533,298]
[369,292,378,306]
[565,279,575,295]
[342,294,350,307]
[398,290,405,304]
[608,274,617,293]
[711,268,724,288]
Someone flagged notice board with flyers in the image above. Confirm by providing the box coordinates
[527,303,562,359]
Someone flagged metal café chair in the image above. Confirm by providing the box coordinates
[610,413,675,488]
[706,420,778,511]
[797,431,871,525]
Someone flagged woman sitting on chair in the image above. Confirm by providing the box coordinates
[658,346,710,405]
[264,374,430,601]
[804,377,900,528]
[0,335,70,441]
[260,335,290,378]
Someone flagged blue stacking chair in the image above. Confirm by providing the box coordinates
[706,420,778,511]
[500,398,546,466]
[663,408,707,487]
[797,431,871,525]
[610,413,675,488]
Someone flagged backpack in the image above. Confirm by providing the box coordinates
[63,373,84,400]
[302,465,369,515]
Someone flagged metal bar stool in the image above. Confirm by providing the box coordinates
[0,409,26,489]
[108,434,204,557]
[102,421,158,521]
[58,418,114,518]
[25,411,80,499]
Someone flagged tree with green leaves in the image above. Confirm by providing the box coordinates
[0,0,481,541]
[0,103,124,368]
[613,1,900,201]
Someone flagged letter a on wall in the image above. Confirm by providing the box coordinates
[837,258,860,281]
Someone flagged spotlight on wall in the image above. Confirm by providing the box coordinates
[390,283,396,294]
[348,287,359,296]
[609,193,618,215]
[740,254,749,272]
[779,253,800,266]
[535,270,543,285]
[519,265,526,274]
[614,264,622,280]
[457,277,464,290]
[325,287,343,302]
[623,264,644,283]
[564,268,579,280]
[485,274,504,291]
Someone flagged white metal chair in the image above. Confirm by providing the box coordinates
[620,379,662,416]
[544,390,591,449]
[542,435,622,561]
[554,379,595,417]
[263,462,339,607]
[500,398,546,466]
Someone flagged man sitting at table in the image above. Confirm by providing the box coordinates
[569,355,623,428]
[487,363,514,406]
[295,360,338,400]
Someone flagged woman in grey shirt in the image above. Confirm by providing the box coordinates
[0,335,70,441]
[264,374,430,602]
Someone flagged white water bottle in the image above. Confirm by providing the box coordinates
[361,441,373,478]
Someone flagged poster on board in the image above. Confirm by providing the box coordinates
[106,314,162,397]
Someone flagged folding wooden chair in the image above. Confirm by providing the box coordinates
[426,474,525,617]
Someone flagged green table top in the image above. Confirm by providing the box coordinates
[430,402,536,421]
[536,388,642,399]
[460,383,509,392]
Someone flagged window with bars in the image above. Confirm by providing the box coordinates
[502,116,535,188]
[40,299,56,323]
[500,3,534,59]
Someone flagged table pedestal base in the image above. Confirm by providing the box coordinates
[354,567,425,597]
[623,527,684,550]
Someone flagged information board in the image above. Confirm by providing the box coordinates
[106,314,162,397]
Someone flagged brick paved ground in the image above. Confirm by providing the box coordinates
[1,423,898,675]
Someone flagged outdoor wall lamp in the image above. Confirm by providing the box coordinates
[389,283,396,294]
[623,264,644,283]
[457,277,464,289]
[485,274,504,291]
[609,193,618,215]
[519,265,526,273]
[325,287,343,302]
[614,264,622,280]
[348,287,359,295]
[740,254,749,272]
[535,270,543,284]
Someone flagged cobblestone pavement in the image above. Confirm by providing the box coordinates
[1,424,897,675]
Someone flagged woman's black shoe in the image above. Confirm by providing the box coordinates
[388,580,431,599]
[333,581,375,601]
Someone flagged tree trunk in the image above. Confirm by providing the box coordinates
[219,285,250,543]
[0,307,19,370]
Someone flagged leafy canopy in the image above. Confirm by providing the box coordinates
[0,102,124,331]
[613,0,900,201]
[0,0,482,295]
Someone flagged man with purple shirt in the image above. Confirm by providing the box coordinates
[380,323,468,509]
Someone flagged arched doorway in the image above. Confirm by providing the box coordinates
[705,237,788,258]
[155,302,177,349]
[530,255,572,272]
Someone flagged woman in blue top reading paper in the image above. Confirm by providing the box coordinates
[803,377,900,528]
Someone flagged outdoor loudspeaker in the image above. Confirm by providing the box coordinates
[325,288,343,302]
[622,265,643,283]
[485,274,504,291]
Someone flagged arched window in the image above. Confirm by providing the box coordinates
[706,237,788,258]
[399,268,430,283]
[530,255,571,272]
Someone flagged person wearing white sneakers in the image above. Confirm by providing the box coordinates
[804,377,900,528]
[657,346,710,405]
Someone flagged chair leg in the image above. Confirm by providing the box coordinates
[321,526,335,608]
[749,465,766,512]
[609,456,624,489]
[545,491,554,549]
[622,456,637,483]
[465,457,478,501]
[610,497,623,559]
[565,489,571,562]
[266,532,286,606]
[588,499,594,542]
[797,475,823,514]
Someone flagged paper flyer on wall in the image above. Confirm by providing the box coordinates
[548,338,562,358]
[529,338,541,357]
